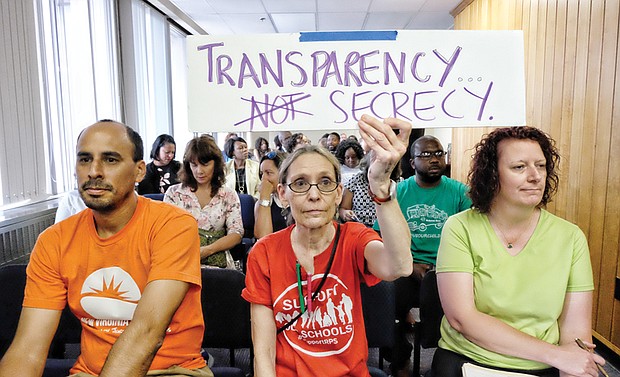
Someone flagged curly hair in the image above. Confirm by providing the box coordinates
[179,135,225,193]
[284,133,304,153]
[334,139,364,165]
[468,126,560,213]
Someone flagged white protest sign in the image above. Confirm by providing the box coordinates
[187,30,525,132]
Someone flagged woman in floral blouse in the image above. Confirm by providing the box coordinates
[165,135,243,268]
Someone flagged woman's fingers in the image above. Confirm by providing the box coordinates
[358,115,411,159]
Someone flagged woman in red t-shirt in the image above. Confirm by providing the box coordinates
[242,115,414,377]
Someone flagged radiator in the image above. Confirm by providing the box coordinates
[0,208,57,266]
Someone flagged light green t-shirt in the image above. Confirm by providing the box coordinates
[373,175,471,264]
[436,209,594,370]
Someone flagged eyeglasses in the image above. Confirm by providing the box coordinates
[287,178,338,193]
[414,150,446,160]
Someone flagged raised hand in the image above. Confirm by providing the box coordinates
[358,114,411,196]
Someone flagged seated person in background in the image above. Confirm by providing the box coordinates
[335,139,364,185]
[254,151,288,239]
[326,131,341,154]
[166,135,243,269]
[376,135,471,376]
[54,189,86,223]
[318,132,330,149]
[0,120,210,377]
[242,115,413,376]
[224,136,260,199]
[137,134,181,195]
[221,132,238,162]
[274,131,292,153]
[339,154,401,227]
[284,132,309,153]
[254,136,271,161]
[432,126,605,376]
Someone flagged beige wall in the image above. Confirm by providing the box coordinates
[451,0,620,354]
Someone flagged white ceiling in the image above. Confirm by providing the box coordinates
[170,0,462,35]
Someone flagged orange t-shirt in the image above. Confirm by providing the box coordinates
[25,196,205,375]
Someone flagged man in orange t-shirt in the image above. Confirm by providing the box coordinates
[0,121,211,377]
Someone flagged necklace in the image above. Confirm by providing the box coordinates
[491,211,537,249]
[235,168,246,193]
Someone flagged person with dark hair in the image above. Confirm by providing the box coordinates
[339,153,401,227]
[0,120,212,376]
[165,135,243,269]
[137,134,181,195]
[335,139,364,185]
[224,136,260,199]
[326,132,341,153]
[374,134,471,377]
[318,132,330,149]
[222,132,238,162]
[242,115,413,376]
[284,132,309,154]
[254,151,288,239]
[431,127,604,376]
[254,136,271,161]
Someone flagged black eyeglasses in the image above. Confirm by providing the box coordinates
[414,150,446,160]
[287,178,338,193]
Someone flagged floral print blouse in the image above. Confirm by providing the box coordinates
[164,183,244,236]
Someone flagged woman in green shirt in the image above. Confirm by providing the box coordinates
[432,127,605,377]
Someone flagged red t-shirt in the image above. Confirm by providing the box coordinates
[242,221,381,377]
[25,196,205,375]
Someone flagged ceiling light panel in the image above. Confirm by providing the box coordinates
[368,0,426,12]
[271,13,316,33]
[262,0,315,12]
[317,0,371,12]
[204,0,265,13]
[318,12,366,31]
[364,12,412,30]
[219,13,276,33]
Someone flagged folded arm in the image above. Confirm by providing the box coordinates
[438,272,602,377]
[200,233,242,258]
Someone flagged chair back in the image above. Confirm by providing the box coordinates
[143,193,164,201]
[418,270,443,348]
[200,268,251,350]
[237,193,255,239]
[0,264,28,357]
[0,264,81,359]
[361,280,395,348]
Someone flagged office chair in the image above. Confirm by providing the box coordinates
[361,280,396,372]
[0,264,28,358]
[200,268,252,367]
[0,264,82,377]
[143,193,164,201]
[413,270,443,376]
[230,193,256,271]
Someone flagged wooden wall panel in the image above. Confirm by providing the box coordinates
[452,0,620,353]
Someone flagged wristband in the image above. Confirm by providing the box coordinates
[369,180,397,204]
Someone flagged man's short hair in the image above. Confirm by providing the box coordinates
[95,119,144,162]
